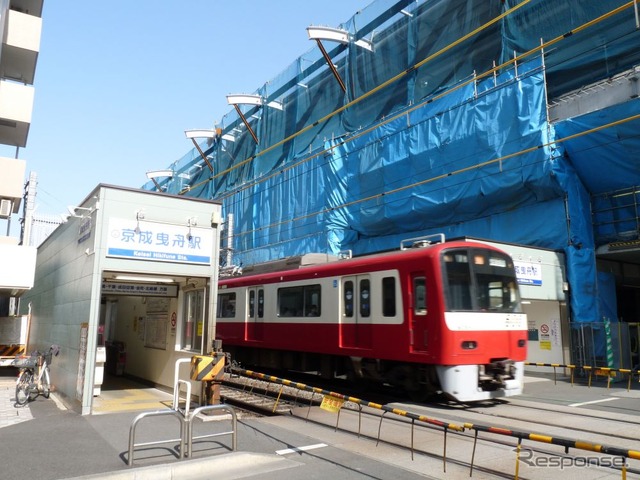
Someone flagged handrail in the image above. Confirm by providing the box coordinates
[127,409,186,466]
[173,379,192,416]
[173,357,193,415]
[186,404,237,458]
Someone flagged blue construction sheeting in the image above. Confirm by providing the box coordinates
[141,0,640,323]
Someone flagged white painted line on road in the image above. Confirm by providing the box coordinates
[568,397,618,407]
[276,443,328,455]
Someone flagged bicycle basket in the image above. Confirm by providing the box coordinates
[12,355,37,368]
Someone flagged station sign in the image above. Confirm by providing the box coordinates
[514,261,542,286]
[101,282,178,297]
[106,218,213,265]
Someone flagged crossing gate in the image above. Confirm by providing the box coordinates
[190,353,225,382]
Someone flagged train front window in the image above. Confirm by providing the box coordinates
[443,248,521,313]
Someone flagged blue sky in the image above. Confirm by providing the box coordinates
[3,1,370,218]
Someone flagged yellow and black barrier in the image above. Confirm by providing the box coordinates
[235,367,463,472]
[191,353,226,405]
[190,354,225,382]
[233,366,640,477]
[525,362,640,391]
[464,421,640,478]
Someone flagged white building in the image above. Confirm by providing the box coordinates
[0,0,43,360]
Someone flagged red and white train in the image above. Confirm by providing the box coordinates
[216,235,527,402]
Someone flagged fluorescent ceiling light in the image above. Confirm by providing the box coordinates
[114,275,175,283]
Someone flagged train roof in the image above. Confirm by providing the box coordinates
[218,237,508,286]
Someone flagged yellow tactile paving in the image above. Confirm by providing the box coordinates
[92,380,174,414]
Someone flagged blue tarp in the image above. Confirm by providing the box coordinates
[140,0,640,323]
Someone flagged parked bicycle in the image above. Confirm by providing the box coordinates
[13,345,60,406]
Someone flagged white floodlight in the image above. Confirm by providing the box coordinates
[226,94,263,106]
[184,129,220,172]
[146,169,174,191]
[306,26,373,51]
[306,26,350,44]
[184,129,218,140]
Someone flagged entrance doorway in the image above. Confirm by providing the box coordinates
[93,272,208,414]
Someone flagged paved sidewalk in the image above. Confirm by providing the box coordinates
[0,368,33,428]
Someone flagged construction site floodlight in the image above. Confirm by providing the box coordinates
[184,129,219,172]
[306,26,373,51]
[226,94,263,107]
[225,94,262,144]
[306,26,349,44]
[185,129,218,140]
[146,169,174,180]
[226,94,283,111]
[146,169,174,191]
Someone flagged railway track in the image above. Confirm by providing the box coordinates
[219,370,640,478]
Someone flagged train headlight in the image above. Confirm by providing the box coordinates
[461,340,477,350]
[518,339,526,347]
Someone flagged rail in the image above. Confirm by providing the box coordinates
[127,409,186,466]
[233,367,640,477]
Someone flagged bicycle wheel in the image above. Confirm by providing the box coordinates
[41,368,51,398]
[15,370,33,406]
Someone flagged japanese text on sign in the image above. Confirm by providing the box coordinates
[514,261,542,286]
[106,218,213,265]
[320,395,345,413]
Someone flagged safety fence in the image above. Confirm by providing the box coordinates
[526,361,640,391]
[127,404,237,467]
[233,367,640,479]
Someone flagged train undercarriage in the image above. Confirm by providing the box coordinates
[225,346,523,402]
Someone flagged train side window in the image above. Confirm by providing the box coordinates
[278,285,319,316]
[413,277,427,315]
[304,285,321,317]
[359,279,371,317]
[382,277,396,317]
[217,292,236,318]
[249,290,255,317]
[258,289,264,318]
[344,281,354,318]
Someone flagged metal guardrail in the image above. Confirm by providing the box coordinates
[525,362,640,390]
[186,404,237,458]
[127,358,238,467]
[127,409,186,466]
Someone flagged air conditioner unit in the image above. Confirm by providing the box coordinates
[0,199,13,218]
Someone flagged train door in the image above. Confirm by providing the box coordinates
[245,287,264,341]
[340,275,372,349]
[410,273,430,352]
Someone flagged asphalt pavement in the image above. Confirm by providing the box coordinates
[2,367,640,480]
[0,367,436,480]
